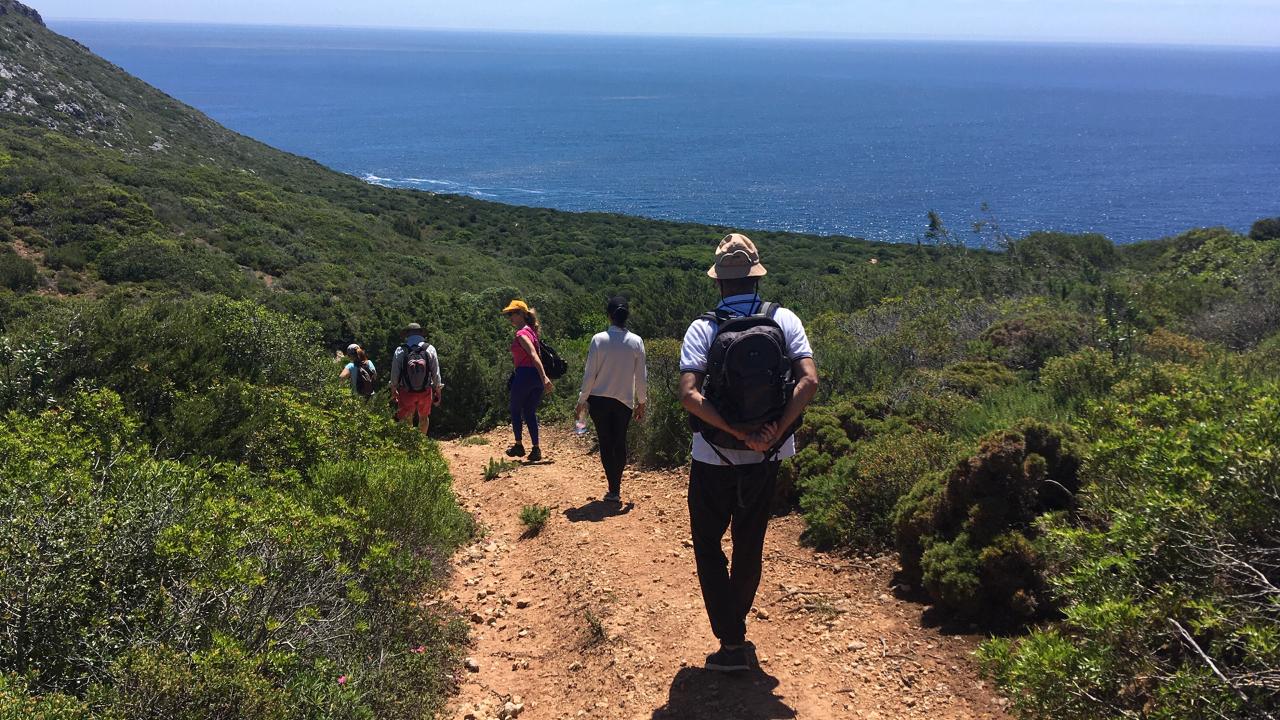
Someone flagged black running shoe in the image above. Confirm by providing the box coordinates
[603,492,622,504]
[704,644,751,672]
[505,443,526,458]
[526,446,542,462]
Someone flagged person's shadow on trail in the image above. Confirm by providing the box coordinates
[563,500,634,522]
[651,667,796,720]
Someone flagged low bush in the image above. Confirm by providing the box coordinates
[0,295,473,718]
[483,457,519,481]
[1134,327,1209,363]
[981,309,1091,371]
[931,360,1018,398]
[946,383,1069,441]
[981,373,1280,718]
[1039,347,1122,406]
[519,504,552,536]
[0,673,92,720]
[0,389,469,719]
[799,429,955,550]
[892,420,1081,622]
[0,249,36,291]
[1250,216,1280,241]
[627,338,688,467]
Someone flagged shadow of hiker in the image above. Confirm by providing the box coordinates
[563,500,634,522]
[652,667,796,720]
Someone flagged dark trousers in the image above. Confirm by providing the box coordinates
[687,460,779,646]
[509,367,543,446]
[588,395,633,495]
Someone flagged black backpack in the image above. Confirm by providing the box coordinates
[693,303,797,453]
[354,360,377,397]
[538,340,569,381]
[400,342,436,393]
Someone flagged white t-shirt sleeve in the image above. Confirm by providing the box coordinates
[775,308,814,361]
[427,345,443,388]
[634,336,648,405]
[679,319,715,373]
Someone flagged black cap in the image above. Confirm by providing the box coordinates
[606,296,628,315]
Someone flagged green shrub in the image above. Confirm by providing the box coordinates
[1249,215,1280,240]
[1039,347,1121,405]
[981,310,1090,371]
[814,288,998,393]
[1250,216,1280,241]
[627,338,688,467]
[892,421,1081,622]
[1134,327,1209,363]
[0,673,93,720]
[0,382,469,716]
[93,642,291,720]
[982,375,1280,718]
[519,504,551,536]
[483,457,518,481]
[781,395,910,509]
[0,250,36,291]
[947,383,1069,441]
[932,360,1018,398]
[799,429,955,550]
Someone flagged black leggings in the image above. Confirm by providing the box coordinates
[588,395,633,495]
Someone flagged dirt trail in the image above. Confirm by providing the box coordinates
[437,426,1011,720]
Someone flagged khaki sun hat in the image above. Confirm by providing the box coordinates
[707,233,767,280]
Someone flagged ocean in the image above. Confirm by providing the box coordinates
[52,21,1280,244]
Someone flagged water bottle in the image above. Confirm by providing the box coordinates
[573,409,589,437]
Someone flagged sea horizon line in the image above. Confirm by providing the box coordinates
[45,16,1280,53]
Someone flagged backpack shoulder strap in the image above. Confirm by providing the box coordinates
[698,309,729,326]
[758,301,780,319]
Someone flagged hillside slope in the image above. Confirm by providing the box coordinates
[0,0,982,343]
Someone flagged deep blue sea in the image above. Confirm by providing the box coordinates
[52,21,1280,244]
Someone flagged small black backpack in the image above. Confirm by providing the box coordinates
[693,303,797,453]
[354,361,377,397]
[538,340,569,381]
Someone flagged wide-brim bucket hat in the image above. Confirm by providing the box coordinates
[707,233,768,280]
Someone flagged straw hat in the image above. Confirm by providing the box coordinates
[707,233,767,280]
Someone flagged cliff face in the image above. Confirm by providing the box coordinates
[0,1,45,26]
[0,1,240,154]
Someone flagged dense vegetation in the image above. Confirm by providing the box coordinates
[3,1,1279,717]
[0,297,473,719]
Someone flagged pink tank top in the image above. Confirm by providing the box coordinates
[511,326,538,368]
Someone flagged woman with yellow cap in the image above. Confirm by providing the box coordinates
[502,299,553,462]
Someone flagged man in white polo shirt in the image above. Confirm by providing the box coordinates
[679,233,820,672]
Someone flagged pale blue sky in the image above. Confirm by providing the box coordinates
[44,0,1280,47]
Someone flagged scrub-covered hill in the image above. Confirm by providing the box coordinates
[2,1,1279,717]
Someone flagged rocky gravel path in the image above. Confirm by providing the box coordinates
[438,427,1011,720]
